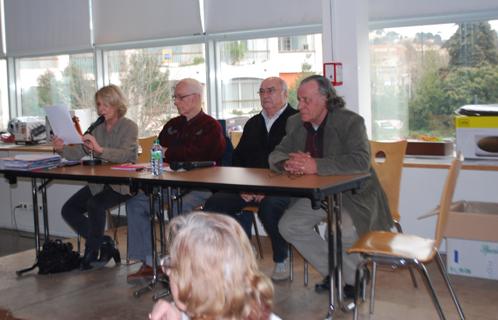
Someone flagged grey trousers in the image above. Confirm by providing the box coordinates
[126,189,212,266]
[278,197,362,285]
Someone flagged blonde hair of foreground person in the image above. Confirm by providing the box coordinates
[150,211,276,320]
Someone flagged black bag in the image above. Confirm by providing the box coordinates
[37,239,81,274]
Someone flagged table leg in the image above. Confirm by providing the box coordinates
[156,187,166,257]
[326,194,336,318]
[325,193,355,319]
[152,187,172,301]
[134,187,169,298]
[16,178,42,276]
[39,178,51,242]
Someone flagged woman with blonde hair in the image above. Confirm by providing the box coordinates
[149,211,281,320]
[53,84,138,270]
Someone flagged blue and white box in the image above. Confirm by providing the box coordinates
[447,238,498,280]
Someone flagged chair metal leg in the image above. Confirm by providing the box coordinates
[125,226,130,264]
[361,266,368,302]
[304,224,320,286]
[435,251,465,320]
[369,261,377,314]
[353,259,369,320]
[287,245,293,282]
[415,261,446,320]
[408,264,419,288]
[251,212,263,259]
[304,260,309,286]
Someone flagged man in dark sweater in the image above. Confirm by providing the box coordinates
[203,77,297,281]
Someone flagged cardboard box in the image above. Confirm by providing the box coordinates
[447,238,498,280]
[444,201,498,280]
[445,201,498,242]
[420,201,498,279]
[455,116,498,159]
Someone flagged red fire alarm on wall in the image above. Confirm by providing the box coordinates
[323,62,343,86]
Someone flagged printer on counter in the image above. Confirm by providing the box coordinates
[455,104,498,159]
[8,116,47,144]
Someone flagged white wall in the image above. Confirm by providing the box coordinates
[0,150,85,237]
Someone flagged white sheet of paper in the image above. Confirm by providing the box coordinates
[44,105,83,145]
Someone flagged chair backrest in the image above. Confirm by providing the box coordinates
[369,140,407,223]
[230,131,242,149]
[434,154,462,247]
[217,119,234,166]
[136,136,156,163]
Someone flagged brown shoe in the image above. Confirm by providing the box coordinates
[127,264,163,284]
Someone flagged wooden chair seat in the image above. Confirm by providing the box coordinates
[348,231,436,263]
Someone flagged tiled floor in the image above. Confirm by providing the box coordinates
[1,228,497,319]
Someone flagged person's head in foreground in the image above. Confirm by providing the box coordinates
[150,211,275,320]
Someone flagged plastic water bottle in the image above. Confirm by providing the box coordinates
[150,139,163,176]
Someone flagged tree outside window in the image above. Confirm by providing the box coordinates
[370,20,498,141]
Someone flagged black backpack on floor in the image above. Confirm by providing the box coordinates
[37,239,81,274]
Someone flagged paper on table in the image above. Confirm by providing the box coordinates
[44,105,83,144]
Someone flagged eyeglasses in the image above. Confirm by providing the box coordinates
[257,87,277,95]
[172,93,196,101]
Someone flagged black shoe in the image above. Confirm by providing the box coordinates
[99,237,121,266]
[80,249,98,270]
[315,277,361,299]
[315,276,330,293]
[343,284,356,299]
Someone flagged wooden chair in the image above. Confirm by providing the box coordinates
[369,140,418,293]
[347,155,465,320]
[136,136,156,163]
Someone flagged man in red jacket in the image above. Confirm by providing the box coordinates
[127,78,226,283]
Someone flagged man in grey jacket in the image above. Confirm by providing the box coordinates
[269,75,393,297]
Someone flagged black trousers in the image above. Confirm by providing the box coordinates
[61,185,130,252]
[203,191,291,263]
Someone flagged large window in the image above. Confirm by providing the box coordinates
[16,53,96,117]
[216,34,322,127]
[0,60,9,131]
[370,20,498,140]
[278,35,315,52]
[104,44,206,137]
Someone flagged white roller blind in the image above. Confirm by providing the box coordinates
[370,0,498,22]
[0,4,4,57]
[5,0,92,57]
[93,0,203,46]
[204,0,322,34]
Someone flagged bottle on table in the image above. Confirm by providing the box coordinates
[150,139,163,176]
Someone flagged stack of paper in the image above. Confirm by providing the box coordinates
[0,153,62,171]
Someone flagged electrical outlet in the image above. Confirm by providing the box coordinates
[16,202,43,211]
[27,204,43,211]
[18,202,29,209]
